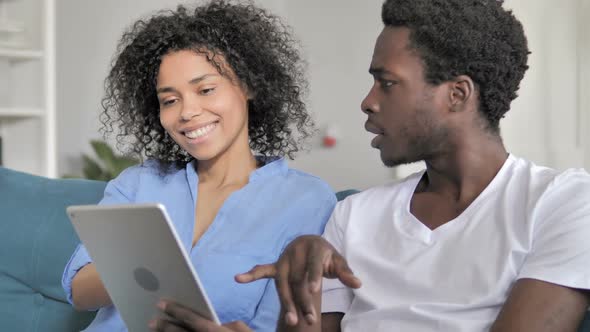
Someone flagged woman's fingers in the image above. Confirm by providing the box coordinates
[149,317,187,332]
[158,300,210,329]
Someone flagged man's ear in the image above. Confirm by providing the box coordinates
[449,75,475,112]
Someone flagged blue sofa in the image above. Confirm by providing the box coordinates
[0,166,589,332]
[0,167,105,331]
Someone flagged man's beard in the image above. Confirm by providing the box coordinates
[381,125,450,168]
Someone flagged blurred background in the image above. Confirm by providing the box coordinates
[0,0,588,191]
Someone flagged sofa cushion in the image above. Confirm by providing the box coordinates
[335,189,359,201]
[0,167,106,332]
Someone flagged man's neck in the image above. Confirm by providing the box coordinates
[418,133,508,205]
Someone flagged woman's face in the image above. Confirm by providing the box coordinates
[157,50,251,162]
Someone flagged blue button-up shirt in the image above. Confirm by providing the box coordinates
[62,157,336,331]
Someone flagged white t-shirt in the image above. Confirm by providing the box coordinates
[321,155,590,332]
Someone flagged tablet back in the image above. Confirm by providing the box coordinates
[67,203,220,331]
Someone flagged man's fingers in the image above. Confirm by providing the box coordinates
[235,264,277,283]
[332,255,362,289]
[275,260,298,326]
[292,271,318,325]
[287,246,319,325]
[306,245,330,293]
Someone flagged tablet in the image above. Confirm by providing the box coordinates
[67,203,220,330]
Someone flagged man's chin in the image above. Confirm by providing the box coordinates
[381,154,422,168]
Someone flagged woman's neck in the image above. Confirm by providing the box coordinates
[196,144,258,188]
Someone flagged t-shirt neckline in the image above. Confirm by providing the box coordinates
[396,154,516,243]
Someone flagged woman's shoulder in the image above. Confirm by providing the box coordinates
[101,159,188,204]
[284,168,333,193]
[110,159,186,186]
[250,157,336,201]
[279,169,337,207]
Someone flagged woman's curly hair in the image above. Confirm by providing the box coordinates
[101,0,311,170]
[382,0,530,133]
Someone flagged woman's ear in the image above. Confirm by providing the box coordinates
[243,84,255,101]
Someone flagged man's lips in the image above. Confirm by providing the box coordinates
[364,121,384,135]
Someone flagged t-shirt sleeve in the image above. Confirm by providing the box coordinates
[321,201,354,314]
[61,165,140,307]
[517,169,590,290]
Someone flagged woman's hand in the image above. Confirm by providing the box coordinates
[235,235,361,327]
[149,300,251,332]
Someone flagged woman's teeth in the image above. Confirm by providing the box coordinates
[185,123,216,139]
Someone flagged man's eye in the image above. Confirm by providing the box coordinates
[381,80,396,88]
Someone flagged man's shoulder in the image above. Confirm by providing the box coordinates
[508,156,590,197]
[333,171,422,216]
[507,156,590,217]
[548,168,590,187]
[539,168,590,204]
[350,171,422,200]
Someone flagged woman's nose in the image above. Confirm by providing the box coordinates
[180,100,203,121]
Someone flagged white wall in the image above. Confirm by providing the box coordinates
[56,0,587,191]
[282,0,394,191]
[56,0,180,175]
[503,0,584,170]
[580,0,590,170]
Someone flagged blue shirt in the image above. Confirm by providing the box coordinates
[62,157,336,331]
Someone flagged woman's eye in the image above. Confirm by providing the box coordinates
[161,99,177,106]
[200,87,216,95]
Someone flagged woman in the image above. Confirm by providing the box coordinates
[61,1,336,331]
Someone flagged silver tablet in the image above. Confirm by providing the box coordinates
[67,203,220,331]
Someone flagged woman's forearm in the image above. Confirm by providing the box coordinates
[71,263,112,310]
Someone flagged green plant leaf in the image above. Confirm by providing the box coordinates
[63,140,139,180]
[90,140,117,173]
[82,154,107,180]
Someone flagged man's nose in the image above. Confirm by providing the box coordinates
[361,85,379,115]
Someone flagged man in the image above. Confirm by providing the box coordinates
[152,0,590,331]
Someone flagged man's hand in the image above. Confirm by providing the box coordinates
[235,235,361,327]
[149,300,251,332]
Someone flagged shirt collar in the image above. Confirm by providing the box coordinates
[185,155,287,185]
[249,156,287,182]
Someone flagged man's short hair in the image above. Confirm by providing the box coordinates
[382,0,530,132]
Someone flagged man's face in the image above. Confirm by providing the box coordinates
[362,27,450,167]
